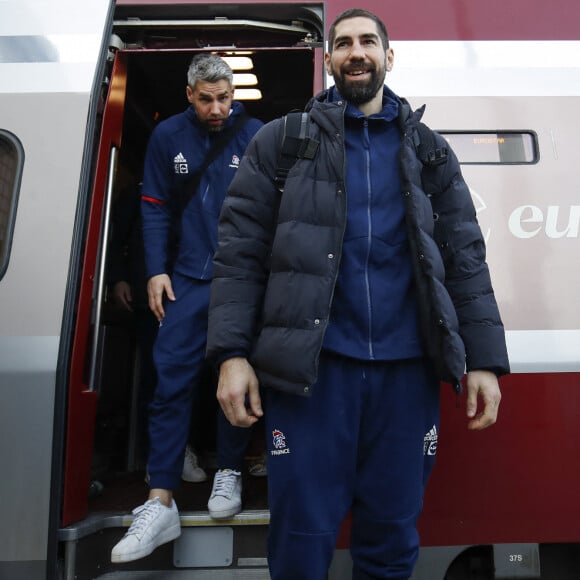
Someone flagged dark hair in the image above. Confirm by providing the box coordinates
[328,8,389,52]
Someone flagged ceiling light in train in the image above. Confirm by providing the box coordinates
[234,88,262,100]
[222,56,254,70]
[233,73,258,86]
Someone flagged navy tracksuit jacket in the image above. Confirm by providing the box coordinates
[141,102,263,489]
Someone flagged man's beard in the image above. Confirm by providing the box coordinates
[332,63,385,105]
[203,118,226,133]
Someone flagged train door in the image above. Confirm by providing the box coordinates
[57,3,324,579]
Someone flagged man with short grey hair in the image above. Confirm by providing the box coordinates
[111,53,263,563]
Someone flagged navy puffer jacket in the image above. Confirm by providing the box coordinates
[207,89,510,396]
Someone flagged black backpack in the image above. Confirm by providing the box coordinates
[274,110,448,192]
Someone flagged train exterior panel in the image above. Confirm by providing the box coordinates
[1,0,579,578]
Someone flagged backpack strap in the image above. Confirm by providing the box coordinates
[274,113,445,193]
[413,121,448,167]
[168,112,250,269]
[275,111,318,192]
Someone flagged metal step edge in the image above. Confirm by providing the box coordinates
[95,568,270,579]
[59,509,271,542]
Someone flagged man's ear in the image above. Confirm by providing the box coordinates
[324,52,333,76]
[386,48,395,72]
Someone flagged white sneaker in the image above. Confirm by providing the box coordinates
[207,469,242,519]
[111,497,180,563]
[182,445,208,483]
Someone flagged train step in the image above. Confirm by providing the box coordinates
[59,510,270,580]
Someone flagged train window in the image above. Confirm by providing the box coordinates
[0,130,24,280]
[439,131,538,164]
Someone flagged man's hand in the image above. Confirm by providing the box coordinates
[112,281,133,311]
[147,273,175,321]
[465,369,502,430]
[217,357,263,428]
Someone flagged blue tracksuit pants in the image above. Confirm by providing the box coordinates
[265,352,440,580]
[148,273,251,490]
